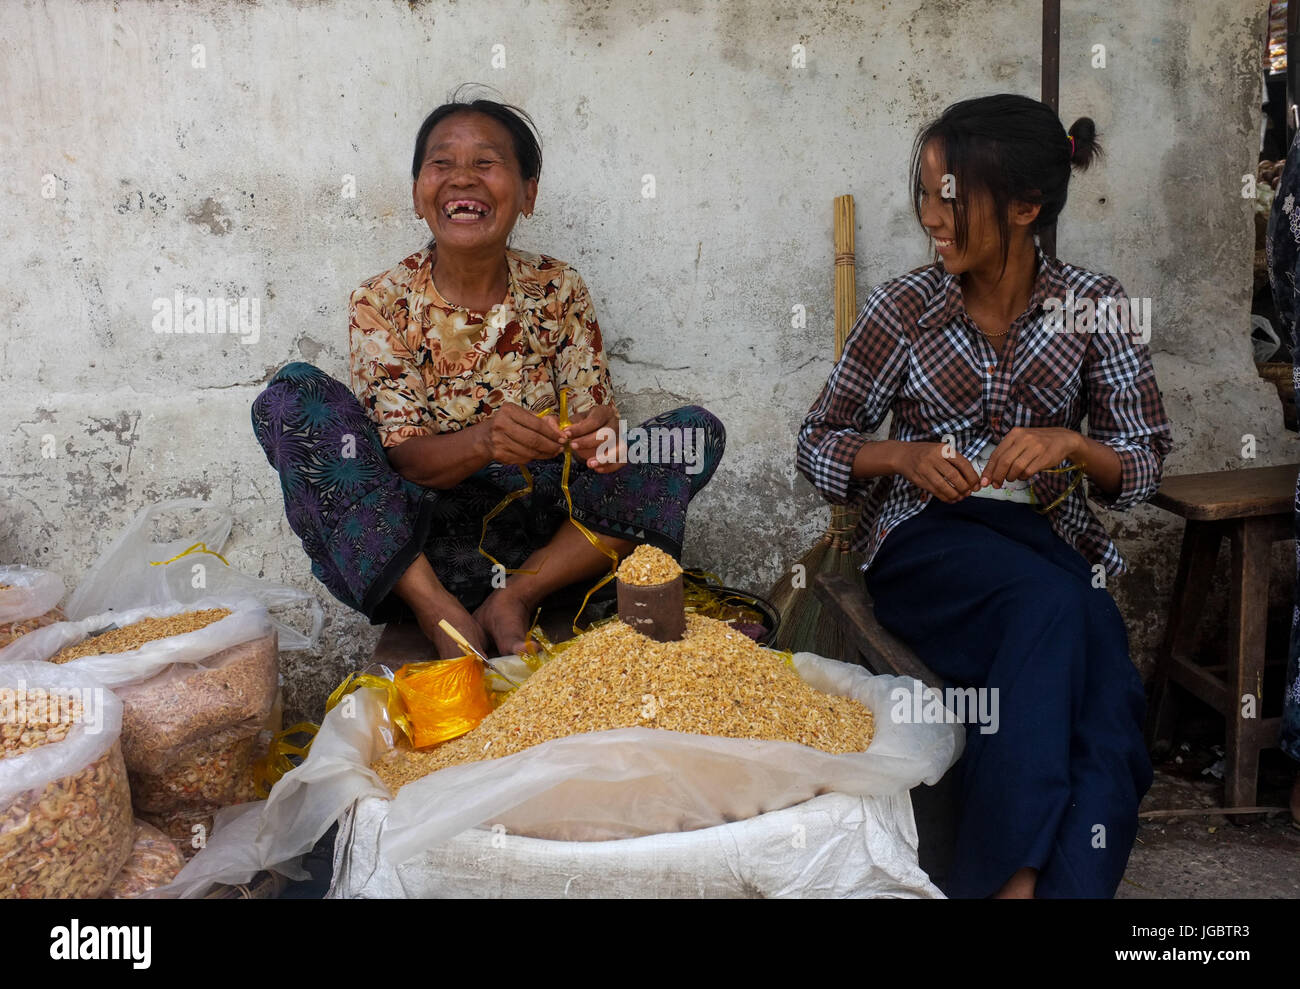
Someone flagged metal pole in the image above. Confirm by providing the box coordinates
[1288,0,1299,141]
[1042,0,1061,258]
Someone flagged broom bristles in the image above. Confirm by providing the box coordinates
[771,543,863,655]
[764,536,830,614]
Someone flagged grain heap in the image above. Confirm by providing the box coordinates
[616,544,683,586]
[373,613,874,793]
[0,689,134,898]
[48,608,232,664]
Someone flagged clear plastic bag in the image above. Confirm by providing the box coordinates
[111,634,278,777]
[0,662,134,898]
[129,733,262,815]
[139,807,217,862]
[64,499,322,651]
[0,566,64,625]
[0,607,66,651]
[105,820,185,898]
[0,599,280,776]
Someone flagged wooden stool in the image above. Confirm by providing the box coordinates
[1146,462,1297,809]
[812,573,943,688]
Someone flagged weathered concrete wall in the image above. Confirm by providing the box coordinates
[0,0,1286,720]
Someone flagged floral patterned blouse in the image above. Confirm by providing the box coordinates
[348,246,614,448]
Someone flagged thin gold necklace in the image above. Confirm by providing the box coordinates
[967,313,1012,339]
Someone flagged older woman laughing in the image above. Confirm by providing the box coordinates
[251,90,725,659]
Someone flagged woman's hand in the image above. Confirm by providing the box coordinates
[475,403,565,465]
[563,404,625,473]
[892,441,981,503]
[980,427,1082,487]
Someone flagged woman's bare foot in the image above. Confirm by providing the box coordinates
[993,867,1038,899]
[391,553,490,659]
[473,588,535,657]
[414,593,491,660]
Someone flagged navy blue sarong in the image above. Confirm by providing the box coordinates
[865,496,1151,899]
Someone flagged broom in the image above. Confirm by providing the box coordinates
[767,194,865,657]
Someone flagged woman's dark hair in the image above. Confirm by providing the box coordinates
[909,93,1101,271]
[411,84,543,182]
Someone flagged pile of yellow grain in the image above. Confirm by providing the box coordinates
[49,609,232,664]
[372,613,874,792]
[616,544,683,586]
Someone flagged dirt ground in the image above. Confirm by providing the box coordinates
[1119,744,1300,899]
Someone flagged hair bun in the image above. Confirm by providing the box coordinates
[1067,117,1102,170]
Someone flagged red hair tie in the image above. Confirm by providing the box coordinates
[1067,135,1076,158]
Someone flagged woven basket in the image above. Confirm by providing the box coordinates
[203,871,286,899]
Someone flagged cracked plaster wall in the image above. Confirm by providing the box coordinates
[0,0,1289,721]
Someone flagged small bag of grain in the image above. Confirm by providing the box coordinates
[128,732,261,815]
[0,566,66,650]
[104,820,186,898]
[0,661,134,898]
[139,807,218,861]
[0,598,278,813]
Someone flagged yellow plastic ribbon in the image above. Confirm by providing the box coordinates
[554,388,621,635]
[1032,461,1087,516]
[325,671,415,745]
[251,722,319,799]
[475,401,579,577]
[477,387,621,638]
[148,542,230,567]
[252,671,416,795]
[681,571,767,627]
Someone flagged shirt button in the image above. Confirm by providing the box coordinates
[991,416,1001,430]
[986,364,995,373]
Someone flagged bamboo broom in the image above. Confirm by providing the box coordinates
[767,195,865,657]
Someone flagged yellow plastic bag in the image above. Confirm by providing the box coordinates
[394,655,494,749]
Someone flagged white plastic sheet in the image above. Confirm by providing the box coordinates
[64,499,322,650]
[333,791,942,898]
[152,651,962,898]
[0,566,65,624]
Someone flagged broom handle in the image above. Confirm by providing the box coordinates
[834,194,856,359]
[830,195,857,544]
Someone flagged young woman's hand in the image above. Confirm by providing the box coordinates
[892,441,981,503]
[475,403,565,465]
[564,404,625,473]
[981,427,1083,487]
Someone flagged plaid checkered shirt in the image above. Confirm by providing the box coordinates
[796,251,1173,575]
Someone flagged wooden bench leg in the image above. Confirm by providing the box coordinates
[1147,521,1221,755]
[1225,517,1272,813]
